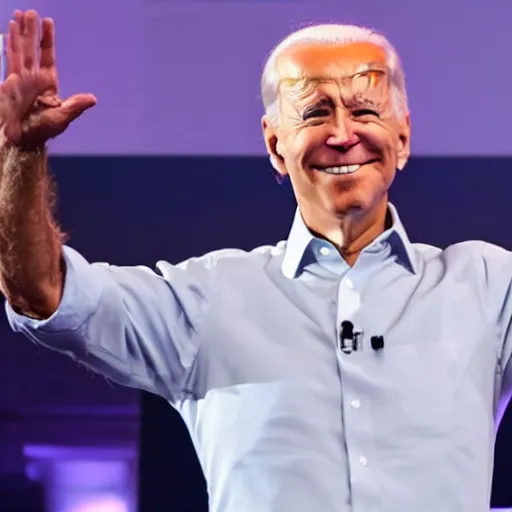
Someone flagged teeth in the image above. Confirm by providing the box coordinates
[320,164,361,175]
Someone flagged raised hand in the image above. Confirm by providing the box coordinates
[0,10,96,150]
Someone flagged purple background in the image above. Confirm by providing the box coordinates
[2,0,512,156]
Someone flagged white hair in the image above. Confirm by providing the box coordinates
[261,23,409,124]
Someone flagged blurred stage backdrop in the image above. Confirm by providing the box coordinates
[2,0,512,511]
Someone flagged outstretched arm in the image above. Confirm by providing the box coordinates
[0,10,95,318]
[2,11,212,402]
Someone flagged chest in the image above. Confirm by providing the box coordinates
[196,265,493,379]
[184,264,499,446]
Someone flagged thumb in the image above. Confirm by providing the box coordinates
[60,93,97,123]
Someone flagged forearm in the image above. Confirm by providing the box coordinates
[0,146,65,318]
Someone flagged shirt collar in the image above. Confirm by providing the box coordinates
[281,202,418,279]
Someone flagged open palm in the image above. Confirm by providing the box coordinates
[0,10,96,149]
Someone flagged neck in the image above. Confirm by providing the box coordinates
[302,197,389,267]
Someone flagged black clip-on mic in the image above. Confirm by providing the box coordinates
[340,320,385,354]
[340,320,359,354]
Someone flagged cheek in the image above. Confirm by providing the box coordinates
[360,124,398,157]
[283,131,319,164]
[287,127,332,161]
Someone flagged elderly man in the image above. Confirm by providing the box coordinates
[1,8,509,512]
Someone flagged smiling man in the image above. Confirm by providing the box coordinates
[262,36,411,265]
[2,12,512,512]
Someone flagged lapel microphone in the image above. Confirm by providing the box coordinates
[339,320,385,353]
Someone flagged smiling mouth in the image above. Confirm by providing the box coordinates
[315,160,378,176]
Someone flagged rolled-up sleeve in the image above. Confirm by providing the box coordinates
[5,245,212,402]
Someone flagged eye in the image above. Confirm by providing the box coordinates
[302,108,330,121]
[352,108,380,118]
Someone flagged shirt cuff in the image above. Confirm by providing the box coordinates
[5,245,104,334]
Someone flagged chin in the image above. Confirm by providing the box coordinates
[328,189,386,217]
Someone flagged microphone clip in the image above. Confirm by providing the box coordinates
[339,320,362,355]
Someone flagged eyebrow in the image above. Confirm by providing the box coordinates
[301,97,335,114]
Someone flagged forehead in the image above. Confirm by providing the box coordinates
[275,42,388,81]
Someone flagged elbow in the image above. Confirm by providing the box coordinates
[1,276,64,320]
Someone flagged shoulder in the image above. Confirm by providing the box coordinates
[413,240,484,261]
[155,241,286,279]
[412,239,512,276]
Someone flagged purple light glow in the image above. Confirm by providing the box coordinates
[69,493,127,512]
[23,445,137,512]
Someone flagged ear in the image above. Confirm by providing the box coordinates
[262,115,288,180]
[396,113,411,171]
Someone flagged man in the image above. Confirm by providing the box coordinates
[1,9,510,512]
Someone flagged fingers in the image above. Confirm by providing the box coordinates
[6,10,41,76]
[18,93,96,146]
[39,18,57,95]
[35,95,61,109]
[5,11,58,98]
[60,93,97,122]
[21,10,39,70]
[7,20,21,76]
[13,10,25,37]
[39,19,55,70]
[0,87,96,147]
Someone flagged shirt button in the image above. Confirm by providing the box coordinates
[319,247,330,256]
[344,278,354,289]
[359,456,368,467]
[350,399,361,409]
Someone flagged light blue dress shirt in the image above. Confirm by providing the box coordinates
[5,203,512,512]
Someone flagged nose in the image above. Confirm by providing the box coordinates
[325,114,360,151]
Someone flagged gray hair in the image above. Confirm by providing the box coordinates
[261,23,409,125]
